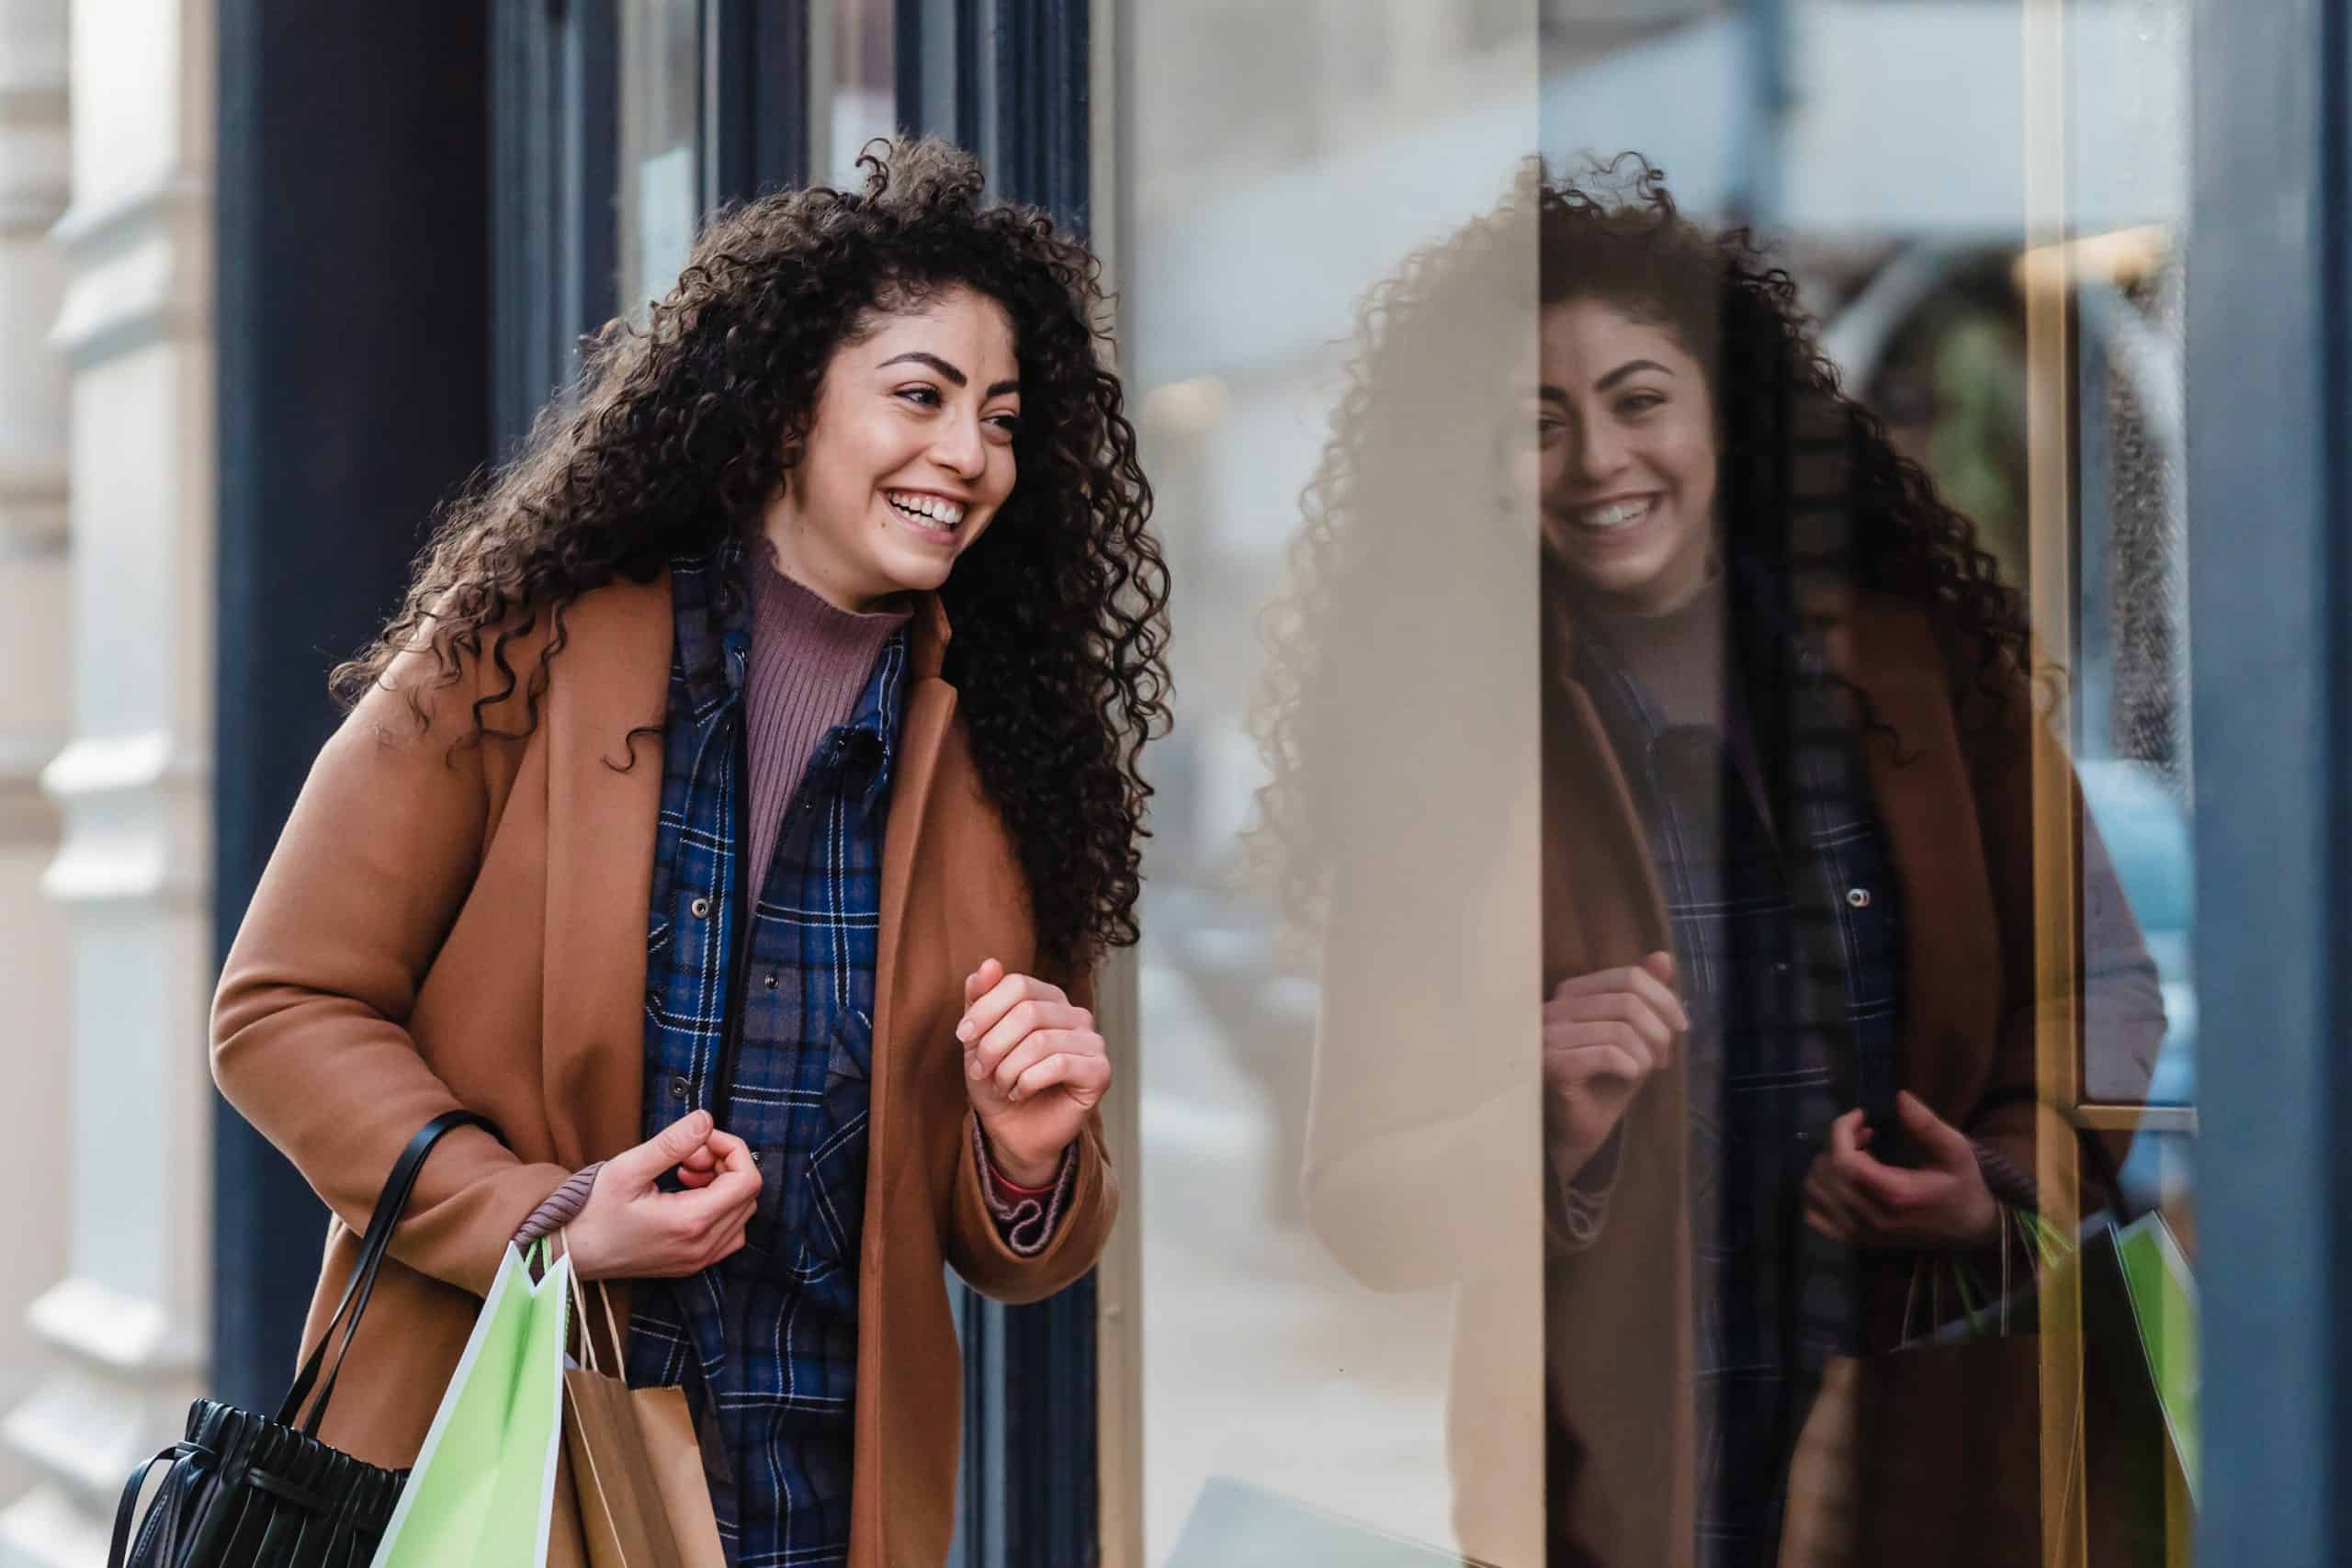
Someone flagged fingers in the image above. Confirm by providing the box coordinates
[610,1109,714,1184]
[1543,1039,1647,1087]
[664,1153,760,1237]
[956,968,1071,1054]
[1895,1089,1974,1168]
[1826,1108,1868,1160]
[1638,950,1677,987]
[967,996,1094,1083]
[984,1029,1096,1100]
[1008,1050,1113,1108]
[966,956,1003,1010]
[1848,1164,1940,1230]
[1552,960,1690,1033]
[1804,1167,1860,1241]
[1550,988,1681,1057]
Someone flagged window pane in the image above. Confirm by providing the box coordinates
[1121,5,1546,1562]
[618,0,701,315]
[814,0,897,189]
[1117,0,2199,1561]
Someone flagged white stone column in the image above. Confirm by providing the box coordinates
[0,1,214,1562]
[0,0,75,1524]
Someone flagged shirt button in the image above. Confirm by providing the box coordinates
[751,1150,764,1167]
[690,896,712,919]
[763,972,778,990]
[668,1075,689,1101]
[1846,887,1872,908]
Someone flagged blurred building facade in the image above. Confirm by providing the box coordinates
[0,0,210,1559]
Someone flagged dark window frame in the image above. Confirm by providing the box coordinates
[2188,0,2352,1559]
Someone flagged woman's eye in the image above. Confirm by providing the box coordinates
[1620,392,1665,416]
[985,412,1023,439]
[896,385,943,408]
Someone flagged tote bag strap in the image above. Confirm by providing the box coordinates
[276,1108,503,1435]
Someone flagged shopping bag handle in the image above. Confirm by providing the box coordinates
[276,1108,503,1435]
[554,1227,628,1377]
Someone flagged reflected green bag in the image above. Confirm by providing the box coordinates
[370,1242,572,1568]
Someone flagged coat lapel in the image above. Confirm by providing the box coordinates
[1826,597,2003,1112]
[541,573,673,1168]
[868,594,958,1213]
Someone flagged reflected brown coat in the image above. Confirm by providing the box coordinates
[211,575,1115,1568]
[1303,586,2143,1568]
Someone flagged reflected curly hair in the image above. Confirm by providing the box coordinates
[334,137,1170,966]
[1535,155,2032,678]
[1251,155,2034,937]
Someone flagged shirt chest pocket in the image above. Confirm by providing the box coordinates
[801,1010,875,1266]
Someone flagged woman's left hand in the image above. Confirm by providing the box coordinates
[957,957,1110,1187]
[1804,1090,2000,1248]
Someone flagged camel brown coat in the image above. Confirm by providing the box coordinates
[212,574,1115,1568]
[1302,587,2151,1567]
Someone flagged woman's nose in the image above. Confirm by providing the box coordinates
[1573,420,1631,484]
[932,417,988,479]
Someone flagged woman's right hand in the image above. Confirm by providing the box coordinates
[1543,952,1689,1179]
[565,1110,761,1280]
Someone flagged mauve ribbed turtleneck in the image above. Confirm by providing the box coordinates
[743,548,911,883]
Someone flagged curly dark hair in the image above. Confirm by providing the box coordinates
[1250,155,2035,936]
[334,137,1170,966]
[1533,155,2032,674]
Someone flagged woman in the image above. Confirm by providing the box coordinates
[1263,162,2162,1566]
[212,138,1168,1568]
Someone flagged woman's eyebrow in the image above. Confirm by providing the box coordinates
[877,351,1020,400]
[878,350,967,385]
[1594,358,1673,391]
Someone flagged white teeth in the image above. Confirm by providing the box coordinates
[1577,497,1653,530]
[887,491,965,528]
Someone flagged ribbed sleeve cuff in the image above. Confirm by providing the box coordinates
[514,1161,603,1245]
[971,1123,1076,1258]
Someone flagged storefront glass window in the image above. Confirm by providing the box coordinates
[814,0,898,189]
[618,0,702,315]
[1114,0,2199,1560]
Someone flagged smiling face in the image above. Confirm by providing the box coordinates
[763,284,1022,609]
[1532,296,1721,615]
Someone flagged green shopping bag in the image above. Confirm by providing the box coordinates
[371,1241,572,1567]
[2109,1211,2199,1504]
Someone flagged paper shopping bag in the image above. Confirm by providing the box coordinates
[371,1242,571,1567]
[558,1242,726,1568]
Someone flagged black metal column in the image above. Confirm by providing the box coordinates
[705,0,810,210]
[911,5,1103,1562]
[2188,0,2352,1558]
[212,4,492,1408]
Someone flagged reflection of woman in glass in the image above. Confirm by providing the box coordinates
[212,140,1166,1566]
[1262,162,2160,1567]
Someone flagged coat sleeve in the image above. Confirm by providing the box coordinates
[942,963,1120,1303]
[211,640,576,1299]
[1952,651,2161,1220]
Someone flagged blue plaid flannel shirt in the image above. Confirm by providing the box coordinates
[1577,629,1904,1568]
[625,545,905,1567]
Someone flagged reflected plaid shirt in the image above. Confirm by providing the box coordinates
[1577,630,1904,1568]
[624,546,904,1567]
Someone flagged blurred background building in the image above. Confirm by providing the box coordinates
[0,1,2337,1564]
